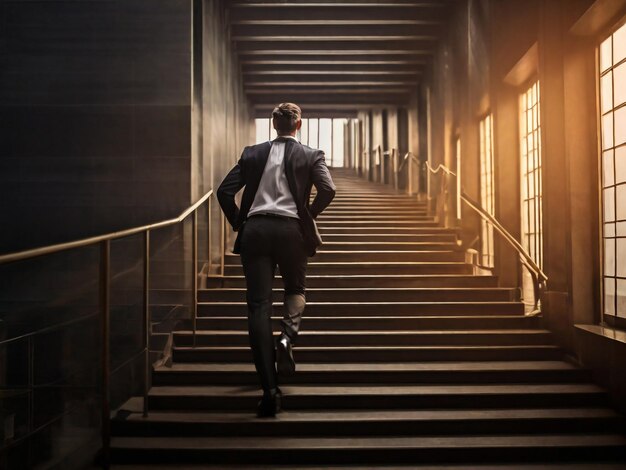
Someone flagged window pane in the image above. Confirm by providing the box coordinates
[616,146,626,184]
[603,150,615,186]
[613,24,626,64]
[616,184,626,221]
[601,72,613,114]
[614,63,626,107]
[618,279,626,318]
[617,237,626,277]
[605,277,616,315]
[255,118,269,144]
[615,106,626,146]
[604,187,615,221]
[606,222,616,237]
[332,119,345,168]
[602,112,614,149]
[319,118,332,162]
[601,36,613,72]
[605,238,615,276]
[308,119,319,148]
[617,221,626,236]
[300,119,309,145]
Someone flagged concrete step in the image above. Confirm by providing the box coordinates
[206,274,499,289]
[198,287,517,303]
[112,406,622,437]
[197,301,525,317]
[320,233,458,242]
[144,384,606,411]
[172,345,562,363]
[316,214,435,221]
[109,434,626,465]
[225,250,465,263]
[320,241,459,250]
[152,361,590,386]
[172,329,554,348]
[318,227,458,234]
[223,262,473,276]
[194,314,539,331]
[316,220,440,227]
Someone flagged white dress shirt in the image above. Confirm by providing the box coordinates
[248,135,300,219]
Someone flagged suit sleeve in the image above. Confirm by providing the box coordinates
[309,150,336,219]
[217,150,247,231]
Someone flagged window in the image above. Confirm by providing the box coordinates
[479,114,495,268]
[600,21,626,321]
[254,117,347,167]
[519,81,543,309]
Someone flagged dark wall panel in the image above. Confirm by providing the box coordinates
[0,0,193,254]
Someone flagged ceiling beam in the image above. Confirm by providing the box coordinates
[229,4,449,23]
[231,24,442,38]
[242,63,425,73]
[233,39,437,52]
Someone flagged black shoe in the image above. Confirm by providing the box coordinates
[276,334,296,375]
[256,388,282,418]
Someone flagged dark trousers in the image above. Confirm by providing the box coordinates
[240,215,308,392]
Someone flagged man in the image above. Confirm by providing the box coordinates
[217,103,336,417]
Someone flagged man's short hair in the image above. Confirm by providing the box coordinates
[272,102,301,132]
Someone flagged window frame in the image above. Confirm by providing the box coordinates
[597,16,626,328]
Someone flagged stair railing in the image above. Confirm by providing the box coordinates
[0,188,222,465]
[423,161,548,311]
[397,151,420,195]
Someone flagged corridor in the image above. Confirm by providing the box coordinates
[1,0,626,468]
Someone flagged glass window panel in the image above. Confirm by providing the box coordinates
[616,184,626,221]
[617,279,626,318]
[602,112,614,149]
[603,150,615,186]
[308,119,319,148]
[613,24,626,64]
[614,106,626,146]
[614,63,626,107]
[601,36,613,72]
[604,187,615,221]
[605,277,616,315]
[606,222,616,237]
[332,119,345,168]
[319,118,332,161]
[255,118,269,144]
[616,146,626,184]
[616,221,626,236]
[605,238,616,276]
[617,237,626,277]
[270,125,277,140]
[300,119,309,145]
[601,72,614,114]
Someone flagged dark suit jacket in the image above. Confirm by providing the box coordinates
[217,138,336,257]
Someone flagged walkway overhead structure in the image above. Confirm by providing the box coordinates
[227,1,456,118]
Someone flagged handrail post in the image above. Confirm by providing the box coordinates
[220,211,226,276]
[192,211,198,347]
[142,230,150,417]
[393,149,398,190]
[207,197,212,273]
[408,155,413,195]
[100,240,111,468]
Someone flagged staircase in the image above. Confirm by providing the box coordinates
[110,170,626,467]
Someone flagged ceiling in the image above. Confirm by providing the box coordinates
[226,1,458,119]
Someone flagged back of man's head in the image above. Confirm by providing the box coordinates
[272,102,301,134]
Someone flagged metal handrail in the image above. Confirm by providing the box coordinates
[0,187,222,467]
[0,190,213,264]
[460,191,547,283]
[423,160,548,309]
[397,151,418,172]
